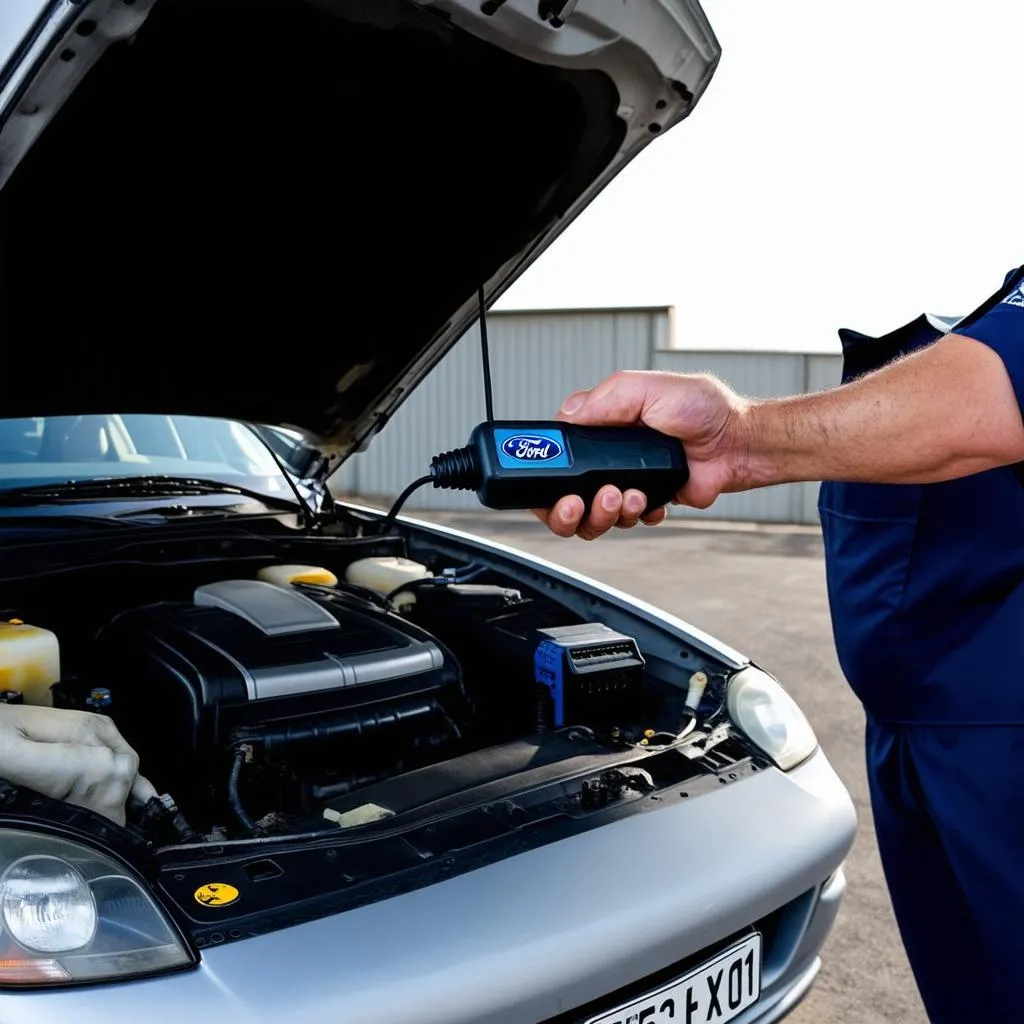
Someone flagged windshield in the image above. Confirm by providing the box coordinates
[0,414,298,500]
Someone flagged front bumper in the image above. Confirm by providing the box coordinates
[0,749,855,1023]
[741,867,846,1024]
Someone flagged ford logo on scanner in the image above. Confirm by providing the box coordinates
[501,435,563,463]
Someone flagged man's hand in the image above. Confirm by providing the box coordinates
[0,705,149,826]
[535,335,1024,540]
[534,370,751,539]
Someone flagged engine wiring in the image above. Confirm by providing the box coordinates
[700,669,734,727]
[631,669,729,750]
[228,745,257,836]
[383,565,488,605]
[639,708,699,748]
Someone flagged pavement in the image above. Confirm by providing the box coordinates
[412,509,927,1024]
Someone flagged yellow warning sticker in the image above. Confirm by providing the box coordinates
[193,883,240,908]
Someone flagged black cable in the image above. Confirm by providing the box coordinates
[378,283,492,537]
[700,672,733,727]
[227,747,256,836]
[304,579,391,610]
[380,474,434,534]
[478,284,494,422]
[382,564,488,604]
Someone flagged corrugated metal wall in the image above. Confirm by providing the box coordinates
[331,308,843,524]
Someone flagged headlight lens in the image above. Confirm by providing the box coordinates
[1,856,96,953]
[0,830,193,986]
[727,666,818,770]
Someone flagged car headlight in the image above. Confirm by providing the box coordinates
[726,666,818,771]
[0,829,194,986]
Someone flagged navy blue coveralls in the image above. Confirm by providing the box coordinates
[818,267,1024,1023]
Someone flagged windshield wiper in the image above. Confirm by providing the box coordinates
[0,475,303,512]
[0,513,144,530]
[113,504,249,521]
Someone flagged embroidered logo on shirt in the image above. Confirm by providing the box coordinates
[1000,282,1024,308]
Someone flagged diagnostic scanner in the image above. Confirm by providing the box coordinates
[429,421,689,512]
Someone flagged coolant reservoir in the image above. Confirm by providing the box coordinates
[0,621,60,707]
[345,557,429,609]
[257,564,339,588]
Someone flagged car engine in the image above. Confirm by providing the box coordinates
[0,553,730,843]
[79,578,470,833]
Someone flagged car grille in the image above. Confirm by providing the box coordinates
[541,886,819,1024]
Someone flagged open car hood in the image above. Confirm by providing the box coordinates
[0,0,719,467]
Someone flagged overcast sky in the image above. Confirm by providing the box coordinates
[500,0,1024,352]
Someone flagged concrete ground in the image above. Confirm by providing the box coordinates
[414,510,927,1024]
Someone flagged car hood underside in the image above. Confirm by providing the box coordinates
[0,0,718,463]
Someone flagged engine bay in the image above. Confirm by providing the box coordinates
[0,539,743,846]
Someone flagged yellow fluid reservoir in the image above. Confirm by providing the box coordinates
[257,564,339,588]
[344,557,429,609]
[0,621,60,707]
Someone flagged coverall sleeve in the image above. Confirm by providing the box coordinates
[954,273,1024,412]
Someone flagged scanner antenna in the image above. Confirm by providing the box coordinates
[478,284,495,422]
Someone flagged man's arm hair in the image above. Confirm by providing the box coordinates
[738,334,1024,487]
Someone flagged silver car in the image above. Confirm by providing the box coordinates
[0,1,856,1022]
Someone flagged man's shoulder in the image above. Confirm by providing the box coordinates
[951,265,1024,339]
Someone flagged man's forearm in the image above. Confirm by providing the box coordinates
[738,334,1024,487]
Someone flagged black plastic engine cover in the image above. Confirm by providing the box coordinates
[84,580,463,796]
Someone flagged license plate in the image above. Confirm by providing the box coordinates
[585,933,761,1024]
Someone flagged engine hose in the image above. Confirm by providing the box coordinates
[244,698,441,756]
[228,747,256,836]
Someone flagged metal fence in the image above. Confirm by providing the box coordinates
[331,308,842,524]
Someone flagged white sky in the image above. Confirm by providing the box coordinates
[500,0,1024,352]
